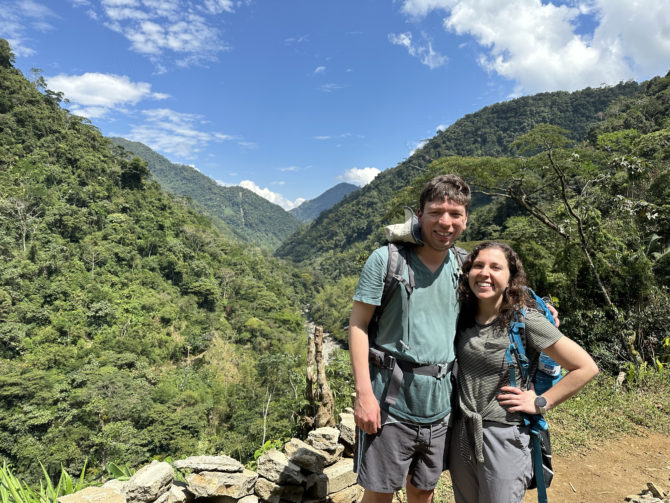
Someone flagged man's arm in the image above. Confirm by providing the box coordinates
[547,303,560,328]
[349,300,381,434]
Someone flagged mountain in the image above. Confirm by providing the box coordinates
[289,182,359,222]
[274,81,641,276]
[0,39,310,480]
[110,138,301,250]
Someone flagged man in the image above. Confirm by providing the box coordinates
[349,174,470,503]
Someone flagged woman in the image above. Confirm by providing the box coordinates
[449,242,599,503]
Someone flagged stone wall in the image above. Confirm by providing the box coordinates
[58,410,361,503]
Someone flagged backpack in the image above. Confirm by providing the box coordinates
[505,293,562,503]
[366,240,468,408]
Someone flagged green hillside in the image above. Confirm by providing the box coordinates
[275,82,641,273]
[111,137,301,250]
[289,182,359,222]
[0,40,311,482]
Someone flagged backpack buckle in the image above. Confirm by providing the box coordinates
[436,363,449,380]
[369,347,396,370]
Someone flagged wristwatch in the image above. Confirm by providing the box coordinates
[534,396,548,415]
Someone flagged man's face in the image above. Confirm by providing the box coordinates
[417,198,468,252]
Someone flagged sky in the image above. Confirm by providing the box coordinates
[2,1,670,210]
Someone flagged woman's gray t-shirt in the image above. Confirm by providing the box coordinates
[455,309,563,425]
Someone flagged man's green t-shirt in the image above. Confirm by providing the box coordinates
[353,245,460,423]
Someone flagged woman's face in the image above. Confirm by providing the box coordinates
[467,247,511,307]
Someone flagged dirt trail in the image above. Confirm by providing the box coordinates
[521,431,670,502]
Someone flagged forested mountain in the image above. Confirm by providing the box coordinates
[275,81,641,273]
[289,182,359,222]
[110,138,301,250]
[0,40,311,482]
[308,70,670,374]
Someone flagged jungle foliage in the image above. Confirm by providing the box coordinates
[110,138,301,250]
[0,39,313,483]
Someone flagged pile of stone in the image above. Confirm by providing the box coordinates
[57,410,361,503]
[625,482,670,503]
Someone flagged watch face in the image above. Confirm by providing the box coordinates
[535,396,547,407]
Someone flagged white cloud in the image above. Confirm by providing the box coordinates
[126,107,240,159]
[285,34,309,45]
[314,133,352,140]
[389,32,448,69]
[46,73,169,117]
[399,0,670,94]
[410,140,428,156]
[338,167,380,186]
[313,65,326,74]
[436,124,447,132]
[239,180,305,210]
[203,0,234,14]
[69,0,245,68]
[320,83,343,92]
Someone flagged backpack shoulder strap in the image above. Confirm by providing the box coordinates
[506,308,531,388]
[369,243,413,342]
[453,245,468,267]
[379,243,410,312]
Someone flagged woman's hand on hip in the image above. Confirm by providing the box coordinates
[497,386,538,414]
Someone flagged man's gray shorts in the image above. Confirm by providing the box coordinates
[354,416,450,493]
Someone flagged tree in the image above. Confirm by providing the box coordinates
[0,39,15,68]
[0,197,41,252]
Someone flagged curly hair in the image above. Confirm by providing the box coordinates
[457,242,533,331]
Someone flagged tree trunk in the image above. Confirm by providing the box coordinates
[304,325,335,429]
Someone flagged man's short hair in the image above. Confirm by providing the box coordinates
[419,174,471,213]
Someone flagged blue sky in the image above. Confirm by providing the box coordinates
[3,0,670,209]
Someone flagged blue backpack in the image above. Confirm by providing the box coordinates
[505,292,561,503]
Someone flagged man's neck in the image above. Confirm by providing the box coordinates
[414,245,450,273]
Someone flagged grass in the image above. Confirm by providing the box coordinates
[0,462,86,503]
[548,369,670,454]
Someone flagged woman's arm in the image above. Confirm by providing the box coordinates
[497,336,599,414]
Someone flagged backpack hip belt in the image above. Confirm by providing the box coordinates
[369,346,454,407]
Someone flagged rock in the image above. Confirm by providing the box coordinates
[305,472,329,499]
[337,412,355,447]
[57,487,126,503]
[173,455,243,473]
[308,427,340,451]
[186,469,257,499]
[306,459,357,498]
[123,461,173,503]
[323,459,357,495]
[328,483,364,503]
[164,482,193,503]
[648,483,666,499]
[280,483,305,503]
[255,479,304,503]
[153,492,170,503]
[102,479,127,493]
[238,496,259,503]
[254,477,282,503]
[257,449,304,485]
[285,438,342,472]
